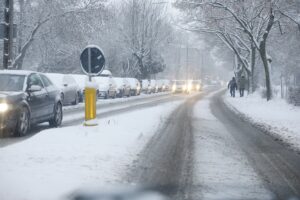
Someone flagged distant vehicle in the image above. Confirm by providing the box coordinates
[149,80,158,93]
[156,80,164,92]
[0,70,63,136]
[162,79,171,91]
[172,80,187,93]
[126,78,141,96]
[94,76,117,99]
[141,79,151,94]
[70,74,88,102]
[191,80,202,92]
[114,77,131,98]
[46,73,80,105]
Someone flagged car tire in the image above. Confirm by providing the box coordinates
[15,106,30,137]
[72,93,79,105]
[49,103,63,127]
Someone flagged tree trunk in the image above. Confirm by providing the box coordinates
[250,43,256,93]
[17,0,25,69]
[259,42,272,101]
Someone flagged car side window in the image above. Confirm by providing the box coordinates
[40,74,53,87]
[27,74,44,88]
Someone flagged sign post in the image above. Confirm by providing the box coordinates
[80,45,105,126]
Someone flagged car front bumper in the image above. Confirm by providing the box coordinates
[0,111,18,136]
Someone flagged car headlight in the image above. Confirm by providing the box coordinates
[0,103,9,113]
[196,84,200,90]
[172,85,176,91]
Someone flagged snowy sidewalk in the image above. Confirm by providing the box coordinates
[0,100,183,200]
[224,92,300,152]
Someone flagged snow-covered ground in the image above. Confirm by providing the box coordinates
[0,100,183,200]
[224,92,300,152]
[192,94,272,199]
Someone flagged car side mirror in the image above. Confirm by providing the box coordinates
[63,83,68,87]
[27,85,42,92]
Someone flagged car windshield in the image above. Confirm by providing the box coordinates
[1,1,300,200]
[174,81,186,85]
[0,74,25,92]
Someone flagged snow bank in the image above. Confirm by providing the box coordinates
[224,92,300,152]
[0,101,183,200]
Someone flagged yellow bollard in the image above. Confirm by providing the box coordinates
[84,87,98,126]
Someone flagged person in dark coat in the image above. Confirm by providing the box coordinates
[238,76,246,97]
[228,77,238,97]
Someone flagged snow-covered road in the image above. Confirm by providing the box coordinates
[1,87,300,200]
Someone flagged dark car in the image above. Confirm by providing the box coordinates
[0,70,63,137]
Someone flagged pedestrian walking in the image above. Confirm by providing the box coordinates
[238,76,246,97]
[228,77,238,97]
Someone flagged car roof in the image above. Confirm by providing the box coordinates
[0,70,36,76]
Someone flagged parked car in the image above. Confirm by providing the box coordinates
[114,77,131,98]
[156,80,164,92]
[126,78,141,96]
[46,73,80,105]
[100,70,112,77]
[94,76,117,99]
[70,74,87,102]
[141,79,151,94]
[0,70,63,136]
[149,80,158,93]
[162,79,171,91]
[71,74,99,102]
[171,80,188,93]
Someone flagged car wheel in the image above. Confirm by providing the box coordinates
[15,106,30,137]
[72,93,79,105]
[49,103,63,127]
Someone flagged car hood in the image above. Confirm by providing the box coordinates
[0,91,26,103]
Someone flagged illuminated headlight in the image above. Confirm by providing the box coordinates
[172,85,176,91]
[0,103,9,113]
[188,84,192,91]
[196,84,200,90]
[137,86,141,91]
[162,85,166,90]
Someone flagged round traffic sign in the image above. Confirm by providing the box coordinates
[80,45,105,75]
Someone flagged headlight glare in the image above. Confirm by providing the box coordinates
[0,103,9,113]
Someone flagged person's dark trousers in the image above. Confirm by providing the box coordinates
[230,88,235,97]
[240,88,244,97]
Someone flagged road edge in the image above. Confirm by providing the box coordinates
[220,91,300,155]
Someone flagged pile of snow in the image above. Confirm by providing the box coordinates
[0,101,183,200]
[224,92,300,151]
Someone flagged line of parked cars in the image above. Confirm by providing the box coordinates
[44,70,173,105]
[0,69,202,137]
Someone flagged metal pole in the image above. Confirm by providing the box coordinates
[88,48,92,82]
